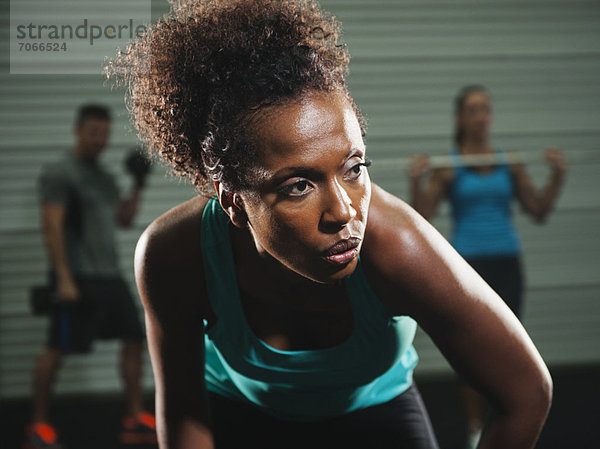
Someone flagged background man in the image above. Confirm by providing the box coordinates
[25,105,155,449]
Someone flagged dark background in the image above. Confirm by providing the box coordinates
[3,363,598,449]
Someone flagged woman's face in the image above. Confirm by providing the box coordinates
[457,91,492,142]
[238,90,371,284]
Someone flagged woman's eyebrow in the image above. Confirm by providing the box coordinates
[271,166,323,183]
[349,148,365,158]
[266,147,366,183]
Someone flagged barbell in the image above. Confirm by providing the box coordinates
[372,149,595,171]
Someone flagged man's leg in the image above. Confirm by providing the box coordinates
[119,339,157,444]
[121,339,144,417]
[24,347,65,449]
[32,347,63,423]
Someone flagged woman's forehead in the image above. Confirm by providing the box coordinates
[463,91,490,106]
[251,91,364,166]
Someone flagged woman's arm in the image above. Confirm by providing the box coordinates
[135,197,215,449]
[364,185,552,449]
[408,155,453,221]
[511,148,567,223]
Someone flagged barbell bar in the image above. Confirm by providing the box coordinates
[372,149,596,171]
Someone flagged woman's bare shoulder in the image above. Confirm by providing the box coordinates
[364,183,424,248]
[139,195,210,259]
[363,183,468,315]
[135,195,213,317]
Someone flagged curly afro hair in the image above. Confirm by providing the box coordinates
[108,0,364,194]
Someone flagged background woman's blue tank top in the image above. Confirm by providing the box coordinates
[449,148,521,258]
[200,198,418,420]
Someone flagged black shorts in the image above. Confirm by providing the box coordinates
[208,384,440,449]
[47,276,145,353]
[466,255,524,318]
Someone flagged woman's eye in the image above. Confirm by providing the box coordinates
[345,161,371,180]
[280,180,313,197]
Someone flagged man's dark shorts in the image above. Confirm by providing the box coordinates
[47,276,145,353]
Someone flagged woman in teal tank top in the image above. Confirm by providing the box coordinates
[113,3,552,448]
[410,85,566,448]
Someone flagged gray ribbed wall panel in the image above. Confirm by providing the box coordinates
[1,0,599,398]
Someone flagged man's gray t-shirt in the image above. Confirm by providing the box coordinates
[38,152,120,276]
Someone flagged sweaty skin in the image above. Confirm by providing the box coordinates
[136,90,552,449]
[219,92,371,285]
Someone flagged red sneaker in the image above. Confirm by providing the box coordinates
[23,422,64,449]
[119,411,158,445]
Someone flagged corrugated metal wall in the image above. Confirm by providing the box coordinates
[1,0,599,399]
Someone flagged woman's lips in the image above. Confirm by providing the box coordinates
[324,247,359,265]
[322,238,361,265]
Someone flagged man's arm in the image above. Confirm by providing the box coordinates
[117,186,143,228]
[41,203,79,301]
[118,150,152,227]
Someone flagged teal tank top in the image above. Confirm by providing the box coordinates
[449,149,521,258]
[200,198,418,420]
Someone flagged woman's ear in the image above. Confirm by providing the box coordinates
[214,181,248,228]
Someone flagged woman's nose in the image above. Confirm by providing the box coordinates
[319,179,356,232]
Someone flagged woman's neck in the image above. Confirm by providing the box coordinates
[230,224,328,301]
[459,136,493,155]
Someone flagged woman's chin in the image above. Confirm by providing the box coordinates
[304,257,360,284]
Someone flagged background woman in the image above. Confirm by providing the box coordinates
[110,2,553,448]
[410,85,566,447]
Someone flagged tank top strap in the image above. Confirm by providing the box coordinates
[344,257,392,328]
[450,149,466,173]
[201,196,393,339]
[200,197,246,325]
[495,147,508,165]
